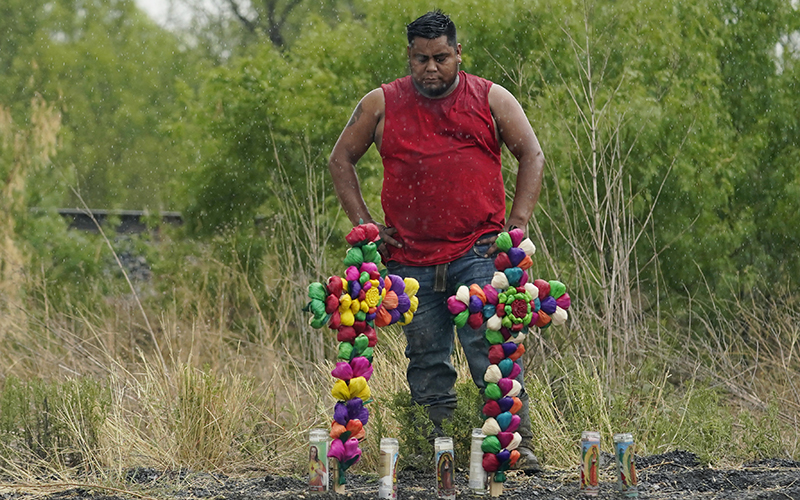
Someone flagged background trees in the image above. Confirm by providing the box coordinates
[4,0,799,293]
[2,0,197,209]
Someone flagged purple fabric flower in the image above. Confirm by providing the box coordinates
[333,402,349,426]
[346,397,369,425]
[540,296,557,315]
[388,275,406,294]
[508,247,526,267]
[468,295,484,314]
[389,308,402,324]
[397,294,411,313]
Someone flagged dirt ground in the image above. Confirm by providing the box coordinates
[1,451,799,500]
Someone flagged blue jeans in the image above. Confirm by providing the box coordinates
[387,239,532,444]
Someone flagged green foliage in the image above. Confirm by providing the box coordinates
[739,398,788,461]
[21,214,101,278]
[387,382,484,471]
[6,0,800,476]
[17,213,151,313]
[2,0,198,209]
[180,16,377,235]
[441,382,485,469]
[387,390,433,470]
[0,377,111,467]
[3,0,800,295]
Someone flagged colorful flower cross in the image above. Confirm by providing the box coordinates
[446,229,571,483]
[305,223,420,486]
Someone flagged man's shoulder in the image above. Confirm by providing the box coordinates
[462,71,495,88]
[381,75,412,91]
[360,87,386,114]
[380,76,413,105]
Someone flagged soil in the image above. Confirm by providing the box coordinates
[2,451,799,500]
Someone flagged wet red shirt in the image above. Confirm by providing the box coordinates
[380,71,505,266]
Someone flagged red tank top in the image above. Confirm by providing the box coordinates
[380,71,505,266]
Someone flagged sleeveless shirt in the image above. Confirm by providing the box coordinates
[380,71,505,266]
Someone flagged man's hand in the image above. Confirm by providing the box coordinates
[477,225,521,258]
[376,224,402,260]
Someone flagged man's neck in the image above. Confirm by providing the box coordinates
[413,73,460,99]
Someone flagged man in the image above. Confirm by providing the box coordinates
[328,10,545,472]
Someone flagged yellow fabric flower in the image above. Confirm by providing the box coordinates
[331,379,350,400]
[348,376,371,401]
[404,278,420,297]
[365,286,381,308]
[340,309,355,327]
[399,311,414,325]
[339,294,352,313]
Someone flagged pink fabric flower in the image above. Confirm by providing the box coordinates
[350,357,373,381]
[328,437,362,467]
[331,362,353,381]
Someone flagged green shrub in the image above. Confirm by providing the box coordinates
[387,390,433,470]
[441,382,485,469]
[739,398,788,461]
[0,377,111,468]
[388,381,485,471]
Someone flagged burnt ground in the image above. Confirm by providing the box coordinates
[1,451,799,500]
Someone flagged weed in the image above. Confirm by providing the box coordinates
[387,390,433,471]
[441,382,485,469]
[0,377,110,469]
[740,398,789,461]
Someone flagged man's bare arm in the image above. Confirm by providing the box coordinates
[489,83,545,230]
[477,84,544,254]
[329,89,384,226]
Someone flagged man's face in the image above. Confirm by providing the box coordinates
[407,35,462,98]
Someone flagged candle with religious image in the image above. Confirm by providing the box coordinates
[435,437,455,500]
[614,433,639,497]
[308,429,329,492]
[580,431,601,496]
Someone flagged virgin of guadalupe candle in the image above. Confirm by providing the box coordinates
[614,433,638,497]
[580,431,600,496]
[435,437,455,500]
